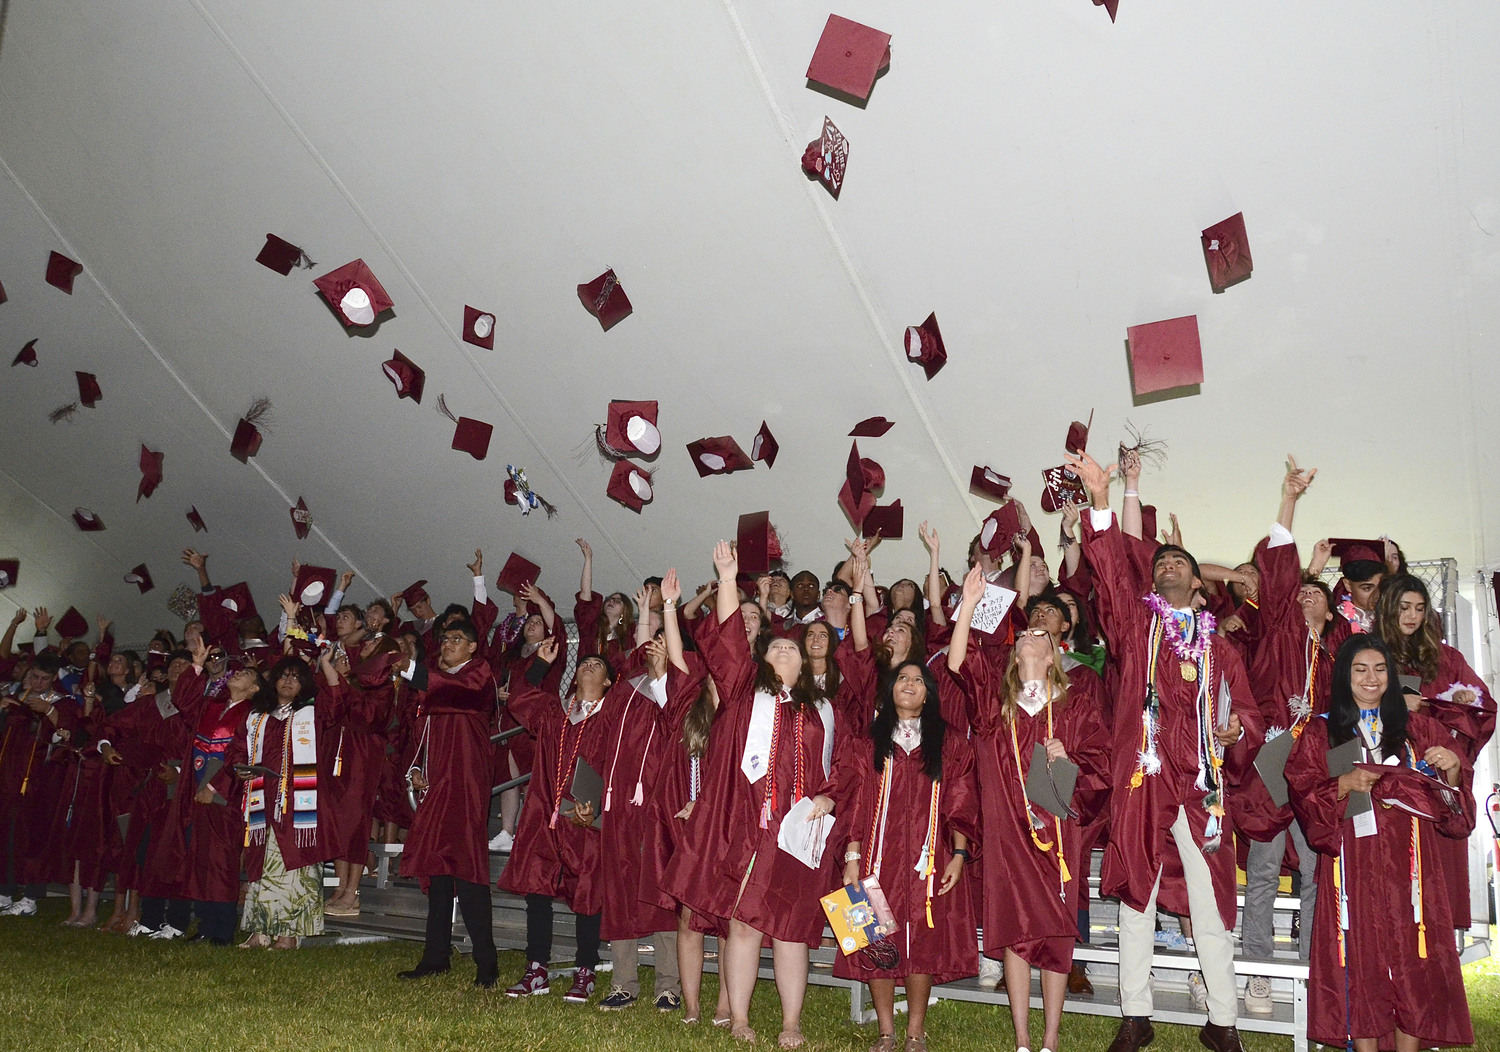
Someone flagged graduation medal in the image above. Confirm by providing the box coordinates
[1180,661,1198,683]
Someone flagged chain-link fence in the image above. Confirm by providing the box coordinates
[1318,557,1459,644]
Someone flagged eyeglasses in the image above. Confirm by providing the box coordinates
[440,634,471,646]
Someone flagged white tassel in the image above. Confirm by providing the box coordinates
[1288,693,1312,722]
[1137,749,1162,776]
[1264,725,1287,742]
[630,781,644,806]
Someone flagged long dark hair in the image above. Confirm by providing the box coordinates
[1327,635,1408,760]
[1374,574,1442,684]
[870,660,945,782]
[802,620,842,703]
[753,647,820,716]
[595,592,636,655]
[254,657,318,712]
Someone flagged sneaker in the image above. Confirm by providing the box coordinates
[0,897,37,917]
[505,961,551,998]
[977,955,1003,990]
[599,986,637,1010]
[488,830,514,853]
[564,967,596,1003]
[126,922,157,937]
[1243,975,1274,1015]
[1187,971,1210,1012]
[148,924,185,940]
[655,991,682,1011]
[0,895,12,910]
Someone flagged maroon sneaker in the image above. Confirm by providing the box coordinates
[564,966,597,1003]
[504,961,550,998]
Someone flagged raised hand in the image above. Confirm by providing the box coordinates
[537,636,559,664]
[1120,447,1142,484]
[918,521,939,552]
[634,585,651,613]
[97,616,112,637]
[278,593,300,618]
[1061,451,1114,507]
[466,549,483,577]
[712,540,737,581]
[339,570,355,591]
[660,569,682,605]
[32,607,51,634]
[291,557,302,580]
[1061,502,1081,538]
[1161,513,1182,547]
[961,565,986,607]
[182,548,207,571]
[1283,455,1317,499]
[9,608,27,629]
[575,538,592,559]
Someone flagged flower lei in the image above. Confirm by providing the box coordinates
[1141,592,1216,661]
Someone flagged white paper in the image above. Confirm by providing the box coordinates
[969,583,1018,635]
[777,796,831,870]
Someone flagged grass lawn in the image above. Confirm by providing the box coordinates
[0,900,1494,1051]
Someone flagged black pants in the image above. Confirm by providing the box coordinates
[525,893,601,969]
[424,876,497,979]
[194,900,237,944]
[141,896,191,932]
[1,814,43,900]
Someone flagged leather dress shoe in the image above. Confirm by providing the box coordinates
[1105,1017,1154,1052]
[398,955,453,980]
[1067,961,1093,995]
[1198,1023,1245,1052]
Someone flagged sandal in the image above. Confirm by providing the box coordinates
[904,1038,928,1052]
[713,1017,733,1028]
[730,1024,757,1043]
[778,1029,806,1049]
[870,1036,897,1052]
[239,934,271,949]
[682,1015,701,1025]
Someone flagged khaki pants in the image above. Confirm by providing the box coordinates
[608,930,681,998]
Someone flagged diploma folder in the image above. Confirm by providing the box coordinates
[820,877,897,956]
[1024,743,1079,819]
[1253,728,1297,808]
[1326,735,1371,822]
[561,757,603,829]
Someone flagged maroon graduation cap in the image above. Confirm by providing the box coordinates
[1201,213,1253,293]
[124,564,154,594]
[806,14,891,101]
[1126,316,1203,396]
[73,507,105,532]
[1093,0,1120,21]
[1039,463,1088,514]
[0,559,17,589]
[970,465,1012,502]
[436,395,492,460]
[213,582,258,623]
[838,441,885,530]
[602,400,661,458]
[801,116,850,198]
[290,497,312,540]
[382,350,425,403]
[77,372,102,408]
[230,399,271,463]
[751,421,779,468]
[1065,411,1094,456]
[978,502,1025,556]
[606,460,653,512]
[46,251,83,294]
[400,580,429,608]
[737,511,783,575]
[313,259,394,328]
[255,234,310,275]
[137,445,164,502]
[56,606,88,639]
[863,500,904,540]
[463,305,497,350]
[496,553,540,596]
[904,313,946,379]
[686,436,753,477]
[292,564,336,608]
[849,416,894,437]
[0,279,6,305]
[577,269,632,331]
[186,506,207,532]
[1329,538,1385,566]
[13,340,38,367]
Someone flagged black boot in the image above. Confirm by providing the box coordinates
[398,949,453,980]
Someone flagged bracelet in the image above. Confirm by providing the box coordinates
[1123,490,1139,497]
[951,847,970,861]
[844,850,862,862]
[849,594,864,604]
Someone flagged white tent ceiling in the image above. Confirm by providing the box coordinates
[1,0,1496,641]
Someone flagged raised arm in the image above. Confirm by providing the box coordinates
[0,608,25,661]
[680,581,715,623]
[1060,503,1083,579]
[1012,531,1034,611]
[1119,448,1144,540]
[518,583,556,632]
[849,538,880,610]
[1277,455,1316,533]
[576,538,594,602]
[919,521,947,629]
[946,566,987,674]
[713,541,739,625]
[633,584,653,648]
[181,548,212,590]
[849,557,870,652]
[659,569,688,673]
[1306,539,1332,578]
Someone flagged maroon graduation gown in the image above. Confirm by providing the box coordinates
[1286,714,1474,1049]
[638,657,712,919]
[573,592,633,669]
[1082,515,1263,930]
[373,676,423,828]
[319,661,393,866]
[659,610,861,947]
[832,733,981,986]
[228,699,334,883]
[401,659,498,889]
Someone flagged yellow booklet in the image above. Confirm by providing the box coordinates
[820,878,896,956]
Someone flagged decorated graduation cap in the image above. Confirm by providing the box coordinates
[436,395,492,460]
[1201,213,1252,293]
[606,460,653,512]
[382,350,424,403]
[686,436,753,477]
[806,14,891,102]
[904,313,946,380]
[503,465,557,517]
[73,507,104,531]
[1329,538,1385,566]
[577,269,632,331]
[599,400,661,459]
[46,251,83,294]
[255,234,312,275]
[1093,0,1120,21]
[863,500,904,540]
[292,564,336,607]
[400,580,430,608]
[1040,463,1088,514]
[1126,315,1203,396]
[0,559,17,589]
[313,259,393,328]
[186,506,207,532]
[849,416,894,438]
[124,564,154,594]
[496,552,541,596]
[230,398,271,463]
[736,511,783,576]
[56,606,88,639]
[290,497,312,540]
[970,465,1012,502]
[751,421,779,468]
[463,305,497,350]
[801,117,849,198]
[13,339,38,367]
[137,445,164,502]
[77,371,102,408]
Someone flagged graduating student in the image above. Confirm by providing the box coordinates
[1067,451,1262,1052]
[950,568,1109,1052]
[574,538,636,669]
[660,541,858,1049]
[835,654,979,1052]
[0,652,67,917]
[1285,636,1473,1051]
[394,619,499,987]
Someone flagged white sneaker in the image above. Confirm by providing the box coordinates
[148,924,184,940]
[977,955,1003,990]
[0,897,37,917]
[488,830,514,853]
[126,922,156,937]
[1187,971,1210,1012]
[0,895,12,910]
[1244,975,1274,1015]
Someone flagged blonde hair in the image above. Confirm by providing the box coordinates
[999,633,1071,724]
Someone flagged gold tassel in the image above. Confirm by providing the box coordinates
[1418,922,1427,959]
[1056,818,1072,884]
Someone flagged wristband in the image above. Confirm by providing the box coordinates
[849,594,863,604]
[951,847,970,861]
[1123,490,1139,497]
[844,850,862,862]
